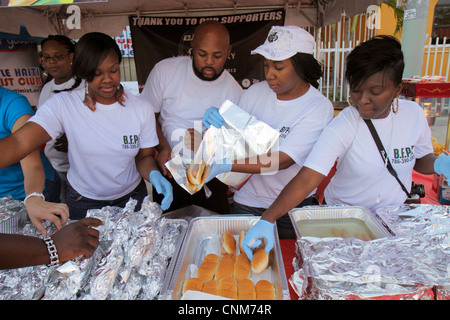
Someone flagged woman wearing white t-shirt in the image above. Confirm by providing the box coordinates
[203,26,334,238]
[38,35,77,203]
[240,35,450,260]
[0,32,173,225]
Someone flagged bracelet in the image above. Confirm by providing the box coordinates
[43,236,60,267]
[24,192,45,205]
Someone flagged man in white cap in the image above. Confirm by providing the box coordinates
[203,25,333,240]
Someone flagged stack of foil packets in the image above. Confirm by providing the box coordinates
[290,204,450,300]
[0,197,187,300]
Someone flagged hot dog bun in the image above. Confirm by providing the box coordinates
[183,278,203,294]
[215,253,236,280]
[218,276,237,299]
[238,231,245,253]
[220,231,236,255]
[237,279,256,300]
[255,279,275,300]
[234,252,251,281]
[251,247,269,274]
[201,279,218,296]
[185,160,208,193]
[197,253,219,281]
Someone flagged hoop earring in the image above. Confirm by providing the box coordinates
[392,97,399,113]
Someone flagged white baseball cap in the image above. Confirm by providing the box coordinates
[251,25,315,60]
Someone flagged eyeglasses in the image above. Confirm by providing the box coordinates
[41,54,67,63]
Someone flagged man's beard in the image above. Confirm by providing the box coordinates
[192,61,224,81]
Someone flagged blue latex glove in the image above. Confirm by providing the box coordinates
[434,154,450,179]
[241,219,274,261]
[205,158,232,183]
[203,107,224,128]
[149,170,173,211]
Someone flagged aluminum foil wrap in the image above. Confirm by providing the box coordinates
[0,196,28,234]
[290,204,450,300]
[166,99,280,194]
[0,196,188,300]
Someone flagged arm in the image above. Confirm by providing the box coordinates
[414,153,438,174]
[10,117,68,235]
[0,218,103,270]
[154,113,173,178]
[135,146,173,211]
[231,151,295,174]
[261,166,325,223]
[241,166,325,260]
[0,121,50,169]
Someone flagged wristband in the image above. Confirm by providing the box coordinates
[24,192,45,205]
[43,236,60,267]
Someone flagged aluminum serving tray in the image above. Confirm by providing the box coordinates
[160,215,290,300]
[288,205,395,240]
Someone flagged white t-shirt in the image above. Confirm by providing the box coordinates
[37,78,78,173]
[304,99,433,212]
[140,56,243,153]
[30,87,158,200]
[233,81,334,208]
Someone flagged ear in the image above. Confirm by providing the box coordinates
[227,45,232,58]
[395,82,403,97]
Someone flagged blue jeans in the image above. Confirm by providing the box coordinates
[233,195,319,239]
[66,179,148,220]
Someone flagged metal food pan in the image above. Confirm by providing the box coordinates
[288,205,395,240]
[161,215,290,300]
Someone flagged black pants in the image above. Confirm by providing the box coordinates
[152,177,230,214]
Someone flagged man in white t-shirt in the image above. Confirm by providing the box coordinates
[141,21,243,213]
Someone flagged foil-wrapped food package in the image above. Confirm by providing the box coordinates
[0,196,188,300]
[290,204,450,300]
[166,99,280,194]
[0,196,28,234]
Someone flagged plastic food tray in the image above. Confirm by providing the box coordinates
[160,215,290,300]
[288,205,395,240]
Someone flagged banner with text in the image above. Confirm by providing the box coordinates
[0,39,41,106]
[129,9,285,91]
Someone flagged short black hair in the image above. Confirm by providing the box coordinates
[345,35,404,90]
[72,32,122,82]
[290,52,322,89]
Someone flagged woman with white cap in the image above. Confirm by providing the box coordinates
[203,25,334,238]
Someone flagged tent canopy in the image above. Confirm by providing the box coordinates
[0,0,384,39]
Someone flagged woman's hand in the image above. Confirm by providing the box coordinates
[25,196,70,235]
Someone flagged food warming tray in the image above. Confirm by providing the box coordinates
[160,215,290,300]
[288,205,395,240]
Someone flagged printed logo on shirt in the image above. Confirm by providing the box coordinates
[279,126,291,139]
[122,135,139,150]
[391,145,415,164]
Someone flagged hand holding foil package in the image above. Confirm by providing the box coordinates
[166,100,280,194]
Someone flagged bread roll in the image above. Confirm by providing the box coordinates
[238,231,245,253]
[183,278,203,294]
[237,279,256,300]
[201,279,218,296]
[220,231,236,255]
[234,252,251,281]
[185,160,208,193]
[255,280,275,300]
[215,253,236,280]
[197,253,219,281]
[219,276,237,299]
[251,247,269,274]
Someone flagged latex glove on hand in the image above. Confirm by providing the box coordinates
[241,219,274,261]
[149,170,173,211]
[203,107,224,128]
[434,154,450,179]
[205,158,232,183]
